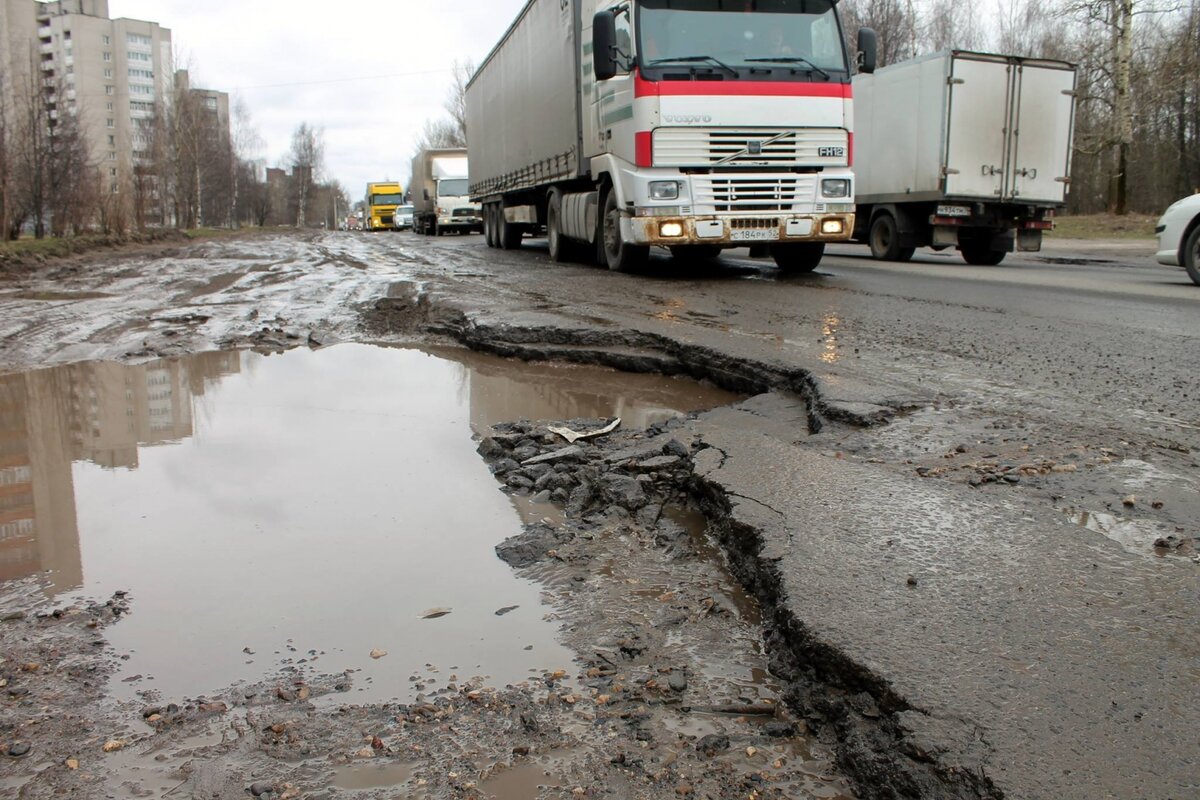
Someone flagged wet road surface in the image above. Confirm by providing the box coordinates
[1,230,1196,798]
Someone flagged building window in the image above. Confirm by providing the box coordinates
[106,102,113,111]
[127,33,152,46]
[107,135,114,145]
[106,118,114,128]
[105,85,113,95]
[104,68,112,78]
[110,168,117,177]
[205,97,217,110]
[103,51,111,62]
[102,35,110,45]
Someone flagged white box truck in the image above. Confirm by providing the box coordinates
[466,0,878,273]
[410,148,483,236]
[852,50,1077,265]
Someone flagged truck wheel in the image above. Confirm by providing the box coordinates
[483,206,494,247]
[1184,224,1200,286]
[602,190,648,272]
[499,209,524,250]
[869,213,915,262]
[547,192,578,263]
[669,245,722,262]
[771,243,825,273]
[960,242,1007,266]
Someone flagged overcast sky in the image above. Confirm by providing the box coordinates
[109,0,527,197]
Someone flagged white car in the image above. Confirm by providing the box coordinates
[394,204,415,231]
[1156,194,1200,285]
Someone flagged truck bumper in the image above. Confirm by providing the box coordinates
[626,214,855,247]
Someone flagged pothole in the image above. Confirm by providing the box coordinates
[0,343,739,706]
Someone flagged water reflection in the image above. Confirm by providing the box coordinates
[0,353,240,593]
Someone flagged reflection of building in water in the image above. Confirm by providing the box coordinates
[0,352,241,593]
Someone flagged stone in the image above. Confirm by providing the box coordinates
[663,439,690,459]
[250,781,274,797]
[763,721,797,738]
[512,446,540,462]
[7,743,31,757]
[492,458,522,475]
[600,474,647,510]
[667,671,688,693]
[522,446,585,467]
[495,606,519,616]
[496,524,574,568]
[627,455,682,474]
[477,438,507,459]
[531,490,553,504]
[102,740,125,753]
[505,473,535,490]
[695,734,730,757]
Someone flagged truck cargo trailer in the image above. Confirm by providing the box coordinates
[466,0,877,273]
[851,50,1076,265]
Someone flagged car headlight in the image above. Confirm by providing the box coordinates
[821,179,851,199]
[649,181,680,201]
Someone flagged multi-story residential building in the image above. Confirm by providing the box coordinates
[1,0,172,195]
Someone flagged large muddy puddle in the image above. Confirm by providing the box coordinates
[0,344,740,704]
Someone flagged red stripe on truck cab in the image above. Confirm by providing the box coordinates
[635,72,851,99]
[635,132,653,167]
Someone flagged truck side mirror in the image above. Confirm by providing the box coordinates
[858,28,878,75]
[593,10,619,81]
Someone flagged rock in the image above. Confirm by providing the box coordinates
[907,576,919,587]
[1003,474,1021,484]
[141,706,162,718]
[696,734,730,757]
[249,781,274,797]
[524,463,553,478]
[599,474,647,510]
[551,488,570,503]
[102,740,125,753]
[495,523,574,568]
[477,438,507,459]
[7,742,31,757]
[663,439,690,459]
[667,671,688,693]
[630,455,682,474]
[276,687,296,702]
[512,446,540,462]
[763,721,797,738]
[199,701,228,713]
[421,608,452,619]
[506,473,535,490]
[1122,495,1137,507]
[65,757,79,769]
[492,458,522,475]
[495,606,519,616]
[531,490,553,504]
[522,446,585,467]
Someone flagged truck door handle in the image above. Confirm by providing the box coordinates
[1016,167,1038,179]
[981,165,1000,177]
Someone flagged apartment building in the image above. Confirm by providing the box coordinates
[1,0,172,193]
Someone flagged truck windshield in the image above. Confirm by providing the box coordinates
[638,0,847,77]
[371,193,403,205]
[438,179,469,197]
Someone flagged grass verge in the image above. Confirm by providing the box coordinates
[1049,214,1158,240]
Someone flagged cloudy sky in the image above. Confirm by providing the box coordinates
[110,0,527,196]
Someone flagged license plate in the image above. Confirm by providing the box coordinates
[730,228,779,242]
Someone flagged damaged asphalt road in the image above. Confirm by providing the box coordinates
[1,230,1198,799]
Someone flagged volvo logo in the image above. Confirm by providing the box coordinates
[747,141,764,155]
[664,114,713,125]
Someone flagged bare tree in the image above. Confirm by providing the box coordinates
[0,63,13,241]
[289,122,324,227]
[230,97,263,228]
[840,0,920,67]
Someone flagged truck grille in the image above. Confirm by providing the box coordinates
[729,218,779,230]
[452,208,476,217]
[654,128,848,167]
[693,176,815,212]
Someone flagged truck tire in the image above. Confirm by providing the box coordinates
[602,190,648,272]
[960,242,1006,266]
[869,213,915,262]
[547,191,579,263]
[669,245,722,262]
[770,243,825,273]
[483,205,494,247]
[499,209,524,250]
[1184,224,1200,286]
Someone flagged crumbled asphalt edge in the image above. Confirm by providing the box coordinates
[477,418,1003,800]
[367,281,894,430]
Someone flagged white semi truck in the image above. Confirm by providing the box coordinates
[410,148,483,236]
[466,0,877,273]
[852,50,1077,265]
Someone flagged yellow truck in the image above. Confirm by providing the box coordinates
[363,182,404,231]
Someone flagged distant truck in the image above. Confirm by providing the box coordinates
[364,182,404,232]
[852,50,1076,265]
[409,149,482,235]
[465,0,876,272]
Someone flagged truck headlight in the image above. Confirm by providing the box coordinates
[821,179,851,198]
[649,181,680,201]
[659,222,684,237]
